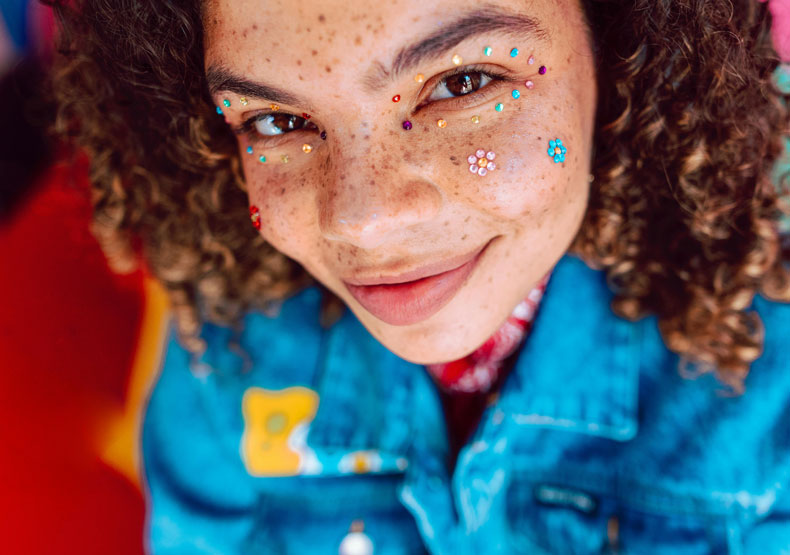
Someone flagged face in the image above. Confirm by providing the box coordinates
[204,0,597,364]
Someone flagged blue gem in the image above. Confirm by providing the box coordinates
[548,139,567,164]
[510,48,519,57]
[216,106,223,115]
[246,146,253,155]
[512,90,521,99]
[222,99,231,107]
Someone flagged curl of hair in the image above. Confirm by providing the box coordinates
[48,0,789,392]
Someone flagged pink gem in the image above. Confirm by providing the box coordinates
[539,65,547,75]
[525,80,534,89]
[488,162,496,171]
[469,164,478,174]
[476,149,485,158]
[477,167,488,176]
[486,151,496,160]
[528,55,535,65]
[467,155,477,164]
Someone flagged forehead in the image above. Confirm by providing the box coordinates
[203,0,579,83]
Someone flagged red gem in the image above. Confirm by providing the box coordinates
[302,113,311,119]
[392,95,401,102]
[249,206,261,230]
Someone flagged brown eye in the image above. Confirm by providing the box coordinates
[253,113,316,136]
[428,71,494,101]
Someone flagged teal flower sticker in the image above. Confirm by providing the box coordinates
[548,139,567,164]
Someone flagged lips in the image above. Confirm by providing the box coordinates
[342,240,491,326]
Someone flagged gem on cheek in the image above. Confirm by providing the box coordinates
[471,115,480,124]
[483,46,492,56]
[539,65,547,75]
[510,48,519,57]
[249,206,261,230]
[259,155,266,163]
[392,94,401,102]
[548,139,567,163]
[512,89,521,99]
[452,54,463,65]
[320,130,327,140]
[495,103,504,112]
[528,55,535,65]
[281,154,290,164]
[437,119,447,128]
[302,144,313,153]
[467,149,496,176]
[402,120,413,130]
[525,80,534,89]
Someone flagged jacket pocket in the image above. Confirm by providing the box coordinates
[244,473,429,555]
[505,476,735,554]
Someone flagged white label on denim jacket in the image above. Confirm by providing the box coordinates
[533,484,598,514]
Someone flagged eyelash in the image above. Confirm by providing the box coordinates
[235,65,510,144]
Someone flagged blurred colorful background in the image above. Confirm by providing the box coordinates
[1,1,162,552]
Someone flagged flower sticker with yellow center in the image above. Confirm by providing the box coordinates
[468,149,497,177]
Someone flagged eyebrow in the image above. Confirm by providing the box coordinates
[206,4,550,103]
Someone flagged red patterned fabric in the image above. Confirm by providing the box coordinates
[426,270,552,394]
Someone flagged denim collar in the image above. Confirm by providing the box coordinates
[497,253,641,441]
[306,252,642,456]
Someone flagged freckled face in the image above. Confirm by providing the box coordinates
[204,0,596,364]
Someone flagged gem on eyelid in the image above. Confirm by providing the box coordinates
[525,80,534,89]
[414,73,424,83]
[392,94,401,102]
[281,154,289,164]
[270,103,280,111]
[495,103,504,112]
[467,155,477,164]
[539,65,547,75]
[402,120,412,130]
[510,48,519,57]
[528,55,535,65]
[302,113,311,119]
[471,115,480,124]
[483,46,492,56]
[476,149,485,157]
[240,97,249,105]
[216,106,223,114]
[246,146,253,154]
[258,155,266,163]
[302,144,313,153]
[437,119,447,128]
[222,99,231,107]
[512,89,520,99]
[320,130,327,140]
[452,54,463,65]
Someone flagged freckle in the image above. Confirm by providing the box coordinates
[461,234,468,241]
[307,27,311,32]
[280,187,285,195]
[350,134,355,139]
[363,135,370,140]
[325,66,332,73]
[450,156,456,161]
[297,59,302,66]
[318,13,326,22]
[265,58,271,63]
[311,50,318,56]
[298,75,304,81]
[253,24,258,30]
[354,35,362,45]
[537,136,542,141]
[464,216,470,223]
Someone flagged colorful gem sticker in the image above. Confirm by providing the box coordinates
[483,46,492,56]
[510,48,519,57]
[402,120,413,130]
[250,205,262,229]
[548,139,567,163]
[468,149,497,176]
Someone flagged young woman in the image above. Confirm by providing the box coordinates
[51,0,790,552]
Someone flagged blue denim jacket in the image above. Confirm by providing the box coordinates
[141,249,790,554]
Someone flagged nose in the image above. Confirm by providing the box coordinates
[318,144,444,250]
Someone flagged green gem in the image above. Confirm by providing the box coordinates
[483,46,492,56]
[495,103,504,112]
[222,99,231,107]
[259,155,266,163]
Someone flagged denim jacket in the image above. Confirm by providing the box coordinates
[141,248,790,555]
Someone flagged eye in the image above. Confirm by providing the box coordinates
[251,113,315,136]
[427,70,494,102]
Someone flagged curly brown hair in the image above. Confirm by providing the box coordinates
[48,0,789,393]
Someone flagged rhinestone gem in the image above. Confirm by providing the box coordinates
[437,119,447,128]
[303,144,313,153]
[402,120,412,130]
[478,167,488,176]
[222,99,231,107]
[392,94,401,102]
[471,115,480,124]
[478,158,488,168]
[216,106,223,114]
[525,80,534,89]
[320,130,327,140]
[486,151,496,160]
[476,149,486,158]
[246,146,253,154]
[483,46,492,56]
[510,48,519,57]
[528,55,535,65]
[467,155,477,164]
[258,155,266,163]
[281,154,289,164]
[452,54,463,65]
[414,73,424,83]
[270,103,280,111]
[539,65,547,75]
[487,162,496,171]
[469,164,478,173]
[512,89,521,99]
[240,97,249,105]
[495,103,504,112]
